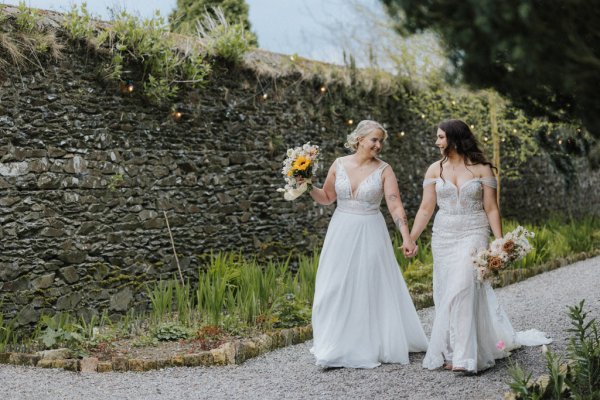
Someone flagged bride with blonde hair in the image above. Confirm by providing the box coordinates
[305,120,428,368]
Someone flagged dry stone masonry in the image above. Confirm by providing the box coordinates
[0,28,598,326]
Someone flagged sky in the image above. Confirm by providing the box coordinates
[1,0,383,66]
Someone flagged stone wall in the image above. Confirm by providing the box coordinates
[0,35,598,325]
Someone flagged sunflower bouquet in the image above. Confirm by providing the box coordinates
[277,142,320,201]
[473,226,535,283]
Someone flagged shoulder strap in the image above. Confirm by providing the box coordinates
[480,176,498,189]
[423,178,437,188]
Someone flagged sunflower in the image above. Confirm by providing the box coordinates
[292,156,311,172]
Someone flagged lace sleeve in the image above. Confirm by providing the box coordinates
[423,178,437,188]
[481,177,498,189]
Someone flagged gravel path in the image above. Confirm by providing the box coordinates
[2,256,599,400]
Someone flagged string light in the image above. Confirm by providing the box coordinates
[483,136,489,142]
[320,86,327,93]
[451,100,456,106]
[420,114,425,119]
[347,119,354,125]
[262,93,268,100]
[119,80,135,94]
[558,139,563,145]
[171,109,183,121]
[400,131,405,137]
[470,124,475,129]
[513,129,517,133]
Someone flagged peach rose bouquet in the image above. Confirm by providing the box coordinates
[473,226,534,282]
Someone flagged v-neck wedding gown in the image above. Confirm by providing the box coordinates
[422,177,551,373]
[310,158,428,368]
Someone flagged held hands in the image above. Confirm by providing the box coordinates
[402,241,418,258]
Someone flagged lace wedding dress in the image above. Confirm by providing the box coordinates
[310,158,428,368]
[422,177,552,373]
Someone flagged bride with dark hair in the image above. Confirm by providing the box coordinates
[409,119,551,374]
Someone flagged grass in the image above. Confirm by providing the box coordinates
[0,2,63,75]
[504,216,600,269]
[0,216,597,358]
[0,303,16,352]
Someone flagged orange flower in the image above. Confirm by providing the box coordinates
[488,255,504,272]
[292,156,311,172]
[502,239,515,254]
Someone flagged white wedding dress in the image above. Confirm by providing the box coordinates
[422,177,552,373]
[310,158,429,368]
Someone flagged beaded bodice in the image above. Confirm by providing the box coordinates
[423,177,497,215]
[335,158,388,215]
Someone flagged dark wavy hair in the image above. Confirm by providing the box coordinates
[438,119,496,180]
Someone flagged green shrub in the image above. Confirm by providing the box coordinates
[63,2,95,41]
[62,5,211,106]
[270,293,311,329]
[14,1,39,33]
[507,300,600,399]
[196,7,251,64]
[36,313,83,349]
[154,323,191,341]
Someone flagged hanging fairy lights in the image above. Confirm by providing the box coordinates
[119,79,135,94]
[171,109,183,122]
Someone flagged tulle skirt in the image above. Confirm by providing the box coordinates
[310,209,428,368]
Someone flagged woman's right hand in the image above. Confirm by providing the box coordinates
[402,241,418,258]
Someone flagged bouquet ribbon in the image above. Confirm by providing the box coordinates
[279,181,310,201]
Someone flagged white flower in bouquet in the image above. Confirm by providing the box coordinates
[277,142,320,201]
[473,226,535,282]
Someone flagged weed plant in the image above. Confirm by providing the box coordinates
[0,217,597,356]
[508,300,600,399]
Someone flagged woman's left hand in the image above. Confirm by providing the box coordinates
[402,241,418,258]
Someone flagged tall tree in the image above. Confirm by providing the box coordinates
[170,0,257,45]
[381,0,600,137]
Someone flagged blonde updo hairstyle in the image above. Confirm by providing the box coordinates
[344,120,388,151]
